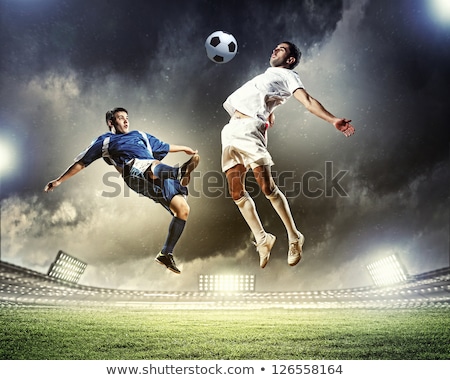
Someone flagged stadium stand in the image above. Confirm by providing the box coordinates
[0,261,449,309]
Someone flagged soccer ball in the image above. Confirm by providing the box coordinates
[205,31,238,64]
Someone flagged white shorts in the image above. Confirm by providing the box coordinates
[221,117,274,172]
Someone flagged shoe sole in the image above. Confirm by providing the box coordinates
[260,234,276,269]
[260,255,269,269]
[180,154,200,187]
[288,234,305,266]
[155,257,181,274]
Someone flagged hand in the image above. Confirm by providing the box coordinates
[334,118,355,137]
[44,180,61,193]
[184,147,198,155]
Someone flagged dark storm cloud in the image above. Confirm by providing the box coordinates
[0,0,343,76]
[0,0,448,291]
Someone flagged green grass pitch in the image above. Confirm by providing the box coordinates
[0,306,449,360]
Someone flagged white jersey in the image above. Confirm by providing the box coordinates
[223,67,304,122]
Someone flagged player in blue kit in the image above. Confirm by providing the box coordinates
[44,107,199,274]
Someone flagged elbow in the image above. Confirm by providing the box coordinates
[305,104,315,114]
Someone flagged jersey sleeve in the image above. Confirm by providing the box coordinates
[74,136,104,167]
[146,133,170,161]
[286,70,304,93]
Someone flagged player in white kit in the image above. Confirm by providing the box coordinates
[221,41,355,269]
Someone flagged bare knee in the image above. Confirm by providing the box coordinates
[170,196,190,220]
[176,203,190,220]
[253,167,275,196]
[260,182,275,196]
[229,187,245,201]
[226,165,246,201]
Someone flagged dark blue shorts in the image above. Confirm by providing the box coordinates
[123,165,188,214]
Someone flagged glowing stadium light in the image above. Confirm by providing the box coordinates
[367,255,407,287]
[47,251,87,284]
[198,274,255,292]
[429,0,450,25]
[0,136,17,178]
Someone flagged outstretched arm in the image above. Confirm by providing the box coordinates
[169,144,198,155]
[293,88,355,137]
[44,161,86,192]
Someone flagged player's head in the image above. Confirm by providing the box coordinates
[270,41,301,69]
[106,107,129,134]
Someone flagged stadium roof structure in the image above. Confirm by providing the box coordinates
[1,261,449,309]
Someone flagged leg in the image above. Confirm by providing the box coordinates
[168,194,190,221]
[124,169,189,273]
[161,195,189,255]
[155,195,190,274]
[149,154,200,186]
[253,165,299,241]
[226,164,275,268]
[253,165,304,266]
[226,164,265,243]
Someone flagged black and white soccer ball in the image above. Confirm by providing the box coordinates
[205,31,238,64]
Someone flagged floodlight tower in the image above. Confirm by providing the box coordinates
[47,250,87,284]
[199,274,255,292]
[366,254,407,286]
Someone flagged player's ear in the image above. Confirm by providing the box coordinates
[286,56,296,66]
[107,119,116,134]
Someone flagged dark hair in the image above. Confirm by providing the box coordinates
[105,107,128,126]
[282,41,301,69]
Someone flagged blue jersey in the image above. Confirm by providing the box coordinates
[75,130,170,167]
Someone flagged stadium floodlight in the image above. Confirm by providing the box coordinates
[199,274,255,292]
[47,250,87,284]
[367,254,407,286]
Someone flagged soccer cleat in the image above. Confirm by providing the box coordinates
[288,232,305,266]
[155,252,181,274]
[255,233,276,268]
[178,154,200,187]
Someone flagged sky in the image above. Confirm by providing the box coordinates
[0,0,449,292]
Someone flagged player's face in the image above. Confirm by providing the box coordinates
[112,111,129,134]
[270,43,294,68]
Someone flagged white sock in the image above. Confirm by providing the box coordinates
[234,192,266,244]
[266,186,299,241]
